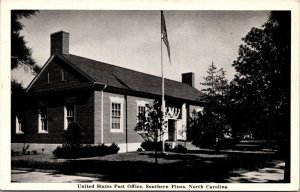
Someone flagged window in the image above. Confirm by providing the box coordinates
[38,107,48,133]
[16,116,23,134]
[61,69,65,81]
[110,97,124,132]
[112,103,121,129]
[136,100,148,123]
[47,72,50,84]
[64,104,75,130]
[137,106,146,122]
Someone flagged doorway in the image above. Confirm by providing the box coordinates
[168,119,176,141]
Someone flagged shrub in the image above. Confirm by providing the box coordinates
[217,138,236,149]
[140,141,163,151]
[53,143,119,159]
[172,144,187,153]
[63,123,82,147]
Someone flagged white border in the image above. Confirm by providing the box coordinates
[1,0,299,191]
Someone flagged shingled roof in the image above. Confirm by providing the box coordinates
[59,54,204,102]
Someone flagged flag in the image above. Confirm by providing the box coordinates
[161,11,171,64]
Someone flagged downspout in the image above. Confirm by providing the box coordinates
[125,95,128,152]
[100,84,107,144]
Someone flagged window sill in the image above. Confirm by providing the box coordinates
[16,132,24,134]
[110,129,124,133]
[38,131,48,134]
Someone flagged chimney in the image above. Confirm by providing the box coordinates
[50,31,69,56]
[182,72,195,87]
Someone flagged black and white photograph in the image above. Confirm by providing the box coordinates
[1,0,299,191]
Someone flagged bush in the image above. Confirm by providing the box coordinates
[172,144,187,153]
[53,143,120,159]
[217,138,236,149]
[63,123,82,147]
[140,141,163,151]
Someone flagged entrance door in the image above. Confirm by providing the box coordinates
[168,119,176,141]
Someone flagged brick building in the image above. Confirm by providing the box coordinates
[11,31,204,153]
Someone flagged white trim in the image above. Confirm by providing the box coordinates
[47,71,50,84]
[15,116,24,134]
[64,103,75,130]
[61,69,65,81]
[38,107,48,134]
[109,96,124,133]
[136,100,148,107]
[136,100,148,123]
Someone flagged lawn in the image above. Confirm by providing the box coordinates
[11,150,282,182]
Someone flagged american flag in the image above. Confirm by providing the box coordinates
[161,11,171,64]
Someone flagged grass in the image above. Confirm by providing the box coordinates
[11,150,282,183]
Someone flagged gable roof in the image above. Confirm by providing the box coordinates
[46,53,205,102]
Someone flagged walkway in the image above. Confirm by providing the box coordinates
[11,169,105,183]
[225,161,285,183]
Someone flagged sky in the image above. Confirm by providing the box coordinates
[11,10,270,90]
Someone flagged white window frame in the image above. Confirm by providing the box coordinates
[64,104,76,130]
[16,116,24,134]
[136,100,148,123]
[47,72,50,84]
[109,96,124,133]
[38,107,48,133]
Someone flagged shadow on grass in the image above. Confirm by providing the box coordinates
[12,151,283,183]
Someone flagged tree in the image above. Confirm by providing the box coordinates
[63,123,82,147]
[230,11,290,182]
[134,100,166,164]
[192,62,230,151]
[11,10,40,74]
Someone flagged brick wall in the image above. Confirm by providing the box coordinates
[101,92,154,145]
[126,96,154,143]
[11,92,95,144]
[30,58,88,91]
[75,92,95,144]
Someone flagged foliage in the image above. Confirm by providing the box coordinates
[229,11,290,181]
[52,143,120,159]
[191,63,230,150]
[63,123,82,147]
[11,10,40,74]
[201,63,229,105]
[172,144,187,153]
[229,11,290,140]
[134,101,166,142]
[140,141,163,151]
[135,100,167,163]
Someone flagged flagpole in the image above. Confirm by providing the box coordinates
[161,11,165,153]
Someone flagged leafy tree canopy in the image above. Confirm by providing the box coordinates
[134,100,166,142]
[230,11,290,139]
[11,10,40,74]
